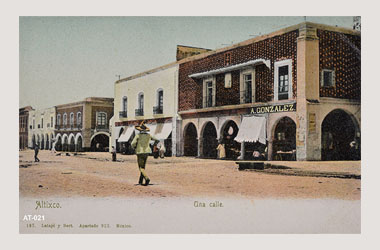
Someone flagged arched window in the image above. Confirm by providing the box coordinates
[136,92,144,116]
[122,96,127,112]
[70,112,74,126]
[41,118,44,128]
[77,112,82,126]
[97,112,107,127]
[63,113,67,126]
[154,89,163,114]
[57,114,61,126]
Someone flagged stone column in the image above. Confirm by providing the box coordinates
[197,137,202,158]
[296,23,321,161]
[240,141,245,160]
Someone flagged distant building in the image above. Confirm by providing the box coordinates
[111,45,209,156]
[54,97,114,152]
[177,22,360,161]
[28,107,56,150]
[19,106,33,150]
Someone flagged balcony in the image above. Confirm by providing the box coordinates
[119,111,128,118]
[95,124,109,130]
[241,91,252,104]
[153,106,163,115]
[135,108,144,116]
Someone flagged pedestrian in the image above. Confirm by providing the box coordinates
[111,146,117,161]
[131,121,159,186]
[34,144,40,162]
[51,139,56,154]
[158,141,166,159]
[216,140,226,160]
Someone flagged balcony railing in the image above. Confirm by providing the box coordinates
[135,108,144,116]
[240,91,252,104]
[119,111,128,118]
[153,106,163,114]
[96,124,108,130]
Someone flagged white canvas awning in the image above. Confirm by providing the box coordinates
[112,126,123,139]
[189,59,271,78]
[235,116,267,144]
[118,126,135,142]
[154,122,173,140]
[146,123,157,135]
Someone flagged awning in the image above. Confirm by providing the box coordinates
[118,126,135,142]
[154,122,173,140]
[189,59,271,78]
[235,116,267,144]
[146,123,157,135]
[112,126,123,140]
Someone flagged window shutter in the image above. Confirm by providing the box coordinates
[225,73,232,88]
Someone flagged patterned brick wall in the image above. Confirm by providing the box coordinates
[56,106,83,128]
[91,106,114,129]
[178,30,299,111]
[318,30,361,100]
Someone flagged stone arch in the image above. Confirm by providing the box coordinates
[62,134,69,151]
[271,116,297,161]
[219,119,240,159]
[200,121,218,158]
[68,133,75,152]
[40,134,45,149]
[55,133,62,151]
[45,133,50,150]
[75,133,83,152]
[321,109,360,160]
[183,122,198,157]
[91,132,110,152]
[199,119,219,139]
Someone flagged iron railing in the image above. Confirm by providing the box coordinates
[135,108,144,116]
[119,111,128,118]
[153,106,163,114]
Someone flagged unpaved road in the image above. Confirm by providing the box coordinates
[19,150,360,200]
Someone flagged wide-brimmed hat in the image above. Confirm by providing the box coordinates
[135,121,150,132]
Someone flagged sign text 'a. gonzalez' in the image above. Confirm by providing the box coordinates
[250,103,296,114]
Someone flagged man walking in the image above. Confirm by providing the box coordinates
[131,121,159,186]
[34,143,40,162]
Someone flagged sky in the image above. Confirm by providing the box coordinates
[19,16,356,110]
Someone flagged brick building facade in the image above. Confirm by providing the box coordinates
[54,97,114,152]
[177,22,361,161]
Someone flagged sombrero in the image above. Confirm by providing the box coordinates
[135,121,150,132]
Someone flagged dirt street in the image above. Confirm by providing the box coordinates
[19,150,361,200]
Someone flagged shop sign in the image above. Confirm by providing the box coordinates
[250,103,296,114]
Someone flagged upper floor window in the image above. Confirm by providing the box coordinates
[321,69,335,87]
[41,118,44,129]
[274,59,293,101]
[225,52,232,66]
[97,112,107,126]
[33,119,35,129]
[70,113,74,125]
[203,77,216,108]
[154,89,164,114]
[122,96,128,112]
[240,68,255,104]
[63,113,67,125]
[51,116,53,127]
[136,92,144,116]
[77,112,82,125]
[57,114,61,125]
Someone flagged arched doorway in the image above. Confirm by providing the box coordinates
[220,120,240,159]
[273,117,296,161]
[69,136,75,152]
[76,135,83,152]
[40,134,44,150]
[91,133,110,152]
[62,135,68,151]
[202,122,218,158]
[32,134,36,148]
[55,135,62,151]
[321,109,360,160]
[45,134,50,150]
[184,123,198,156]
